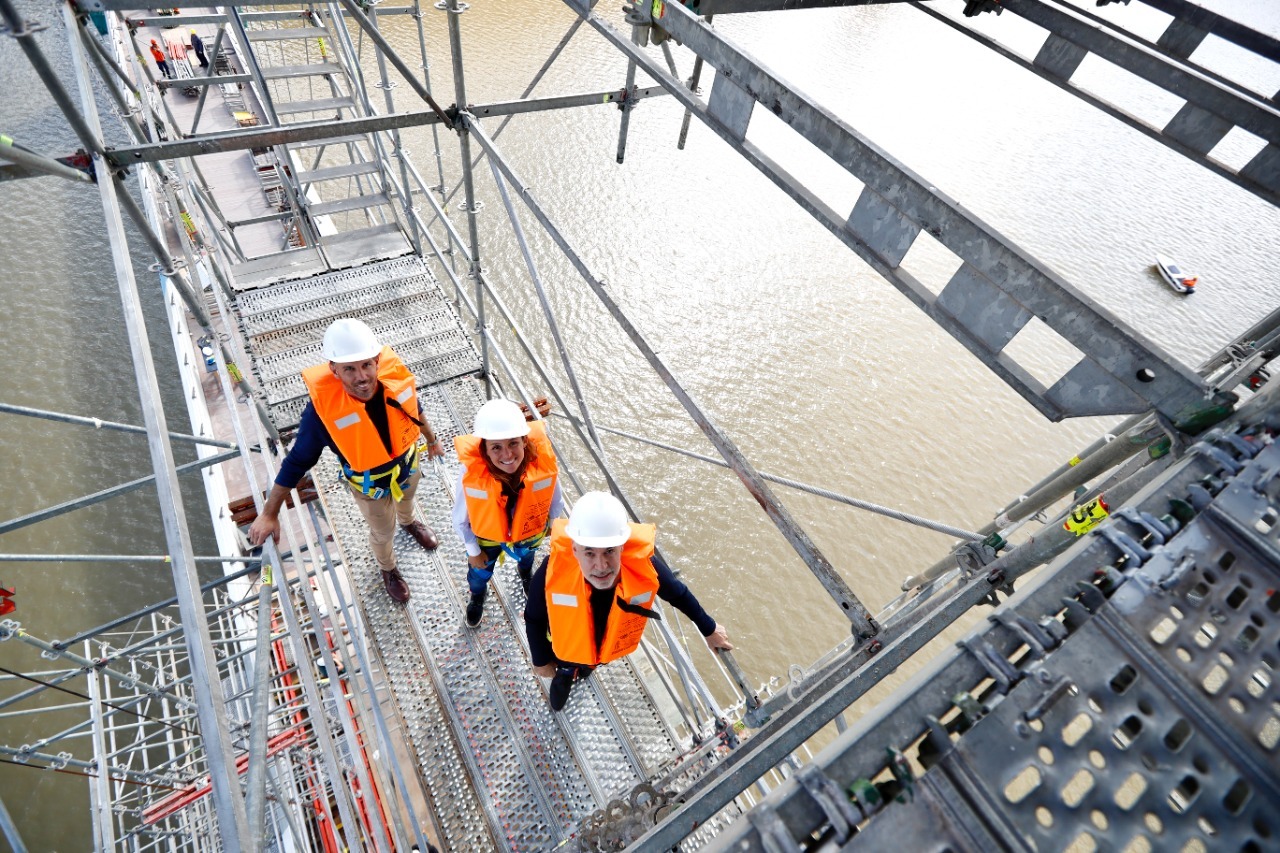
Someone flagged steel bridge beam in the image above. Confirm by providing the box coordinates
[912,4,1280,207]
[569,0,1216,425]
[935,0,1280,206]
[1140,0,1280,62]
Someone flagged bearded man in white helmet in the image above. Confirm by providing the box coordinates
[248,318,445,603]
[524,491,733,712]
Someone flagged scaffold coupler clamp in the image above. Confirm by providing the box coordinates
[614,84,639,113]
[957,531,1006,581]
[0,618,18,641]
[796,764,861,844]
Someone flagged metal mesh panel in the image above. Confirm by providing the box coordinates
[306,376,700,850]
[935,616,1274,852]
[232,256,482,432]
[256,315,468,388]
[240,281,435,337]
[839,435,1280,853]
[1119,465,1280,757]
[236,257,428,314]
[316,450,496,851]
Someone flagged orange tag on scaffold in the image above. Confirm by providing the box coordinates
[1064,496,1109,536]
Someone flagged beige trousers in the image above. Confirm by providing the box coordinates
[347,468,422,572]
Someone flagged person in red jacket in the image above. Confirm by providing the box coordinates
[524,492,732,711]
[148,40,171,78]
[248,319,444,603]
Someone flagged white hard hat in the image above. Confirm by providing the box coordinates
[473,399,531,440]
[322,318,381,363]
[565,492,630,548]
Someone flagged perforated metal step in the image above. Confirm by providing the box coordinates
[310,376,687,852]
[710,419,1280,853]
[234,257,481,431]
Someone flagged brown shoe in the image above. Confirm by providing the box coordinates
[401,520,439,551]
[382,569,410,603]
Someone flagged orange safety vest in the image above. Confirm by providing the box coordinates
[544,519,659,667]
[455,421,558,544]
[150,45,166,62]
[301,347,420,474]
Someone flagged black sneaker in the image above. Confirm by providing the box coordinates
[549,667,574,712]
[465,590,485,628]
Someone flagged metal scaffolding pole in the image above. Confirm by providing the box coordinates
[465,116,879,640]
[442,0,492,396]
[57,3,250,845]
[0,402,237,449]
[0,447,242,536]
[0,135,92,183]
[0,794,28,853]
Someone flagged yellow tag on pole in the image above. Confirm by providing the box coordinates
[1063,496,1109,536]
[652,0,666,19]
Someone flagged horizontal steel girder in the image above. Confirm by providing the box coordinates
[985,0,1280,206]
[1139,0,1280,62]
[912,2,1280,207]
[574,0,1214,424]
[104,88,668,165]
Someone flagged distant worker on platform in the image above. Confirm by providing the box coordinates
[189,29,209,69]
[452,398,563,628]
[524,492,733,711]
[149,40,172,79]
[248,318,445,603]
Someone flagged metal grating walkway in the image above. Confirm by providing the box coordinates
[238,257,691,851]
[707,408,1280,852]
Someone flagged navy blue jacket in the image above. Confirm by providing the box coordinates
[524,553,716,668]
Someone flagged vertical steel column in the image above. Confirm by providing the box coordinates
[189,26,230,134]
[242,585,274,848]
[443,0,492,396]
[677,16,711,150]
[85,668,117,852]
[58,4,250,847]
[411,0,454,273]
[615,16,643,164]
[485,152,606,454]
[0,788,28,853]
[369,2,423,254]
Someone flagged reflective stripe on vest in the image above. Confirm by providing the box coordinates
[543,518,659,667]
[455,420,558,544]
[301,347,421,475]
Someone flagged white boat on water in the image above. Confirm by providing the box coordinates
[1155,252,1199,293]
